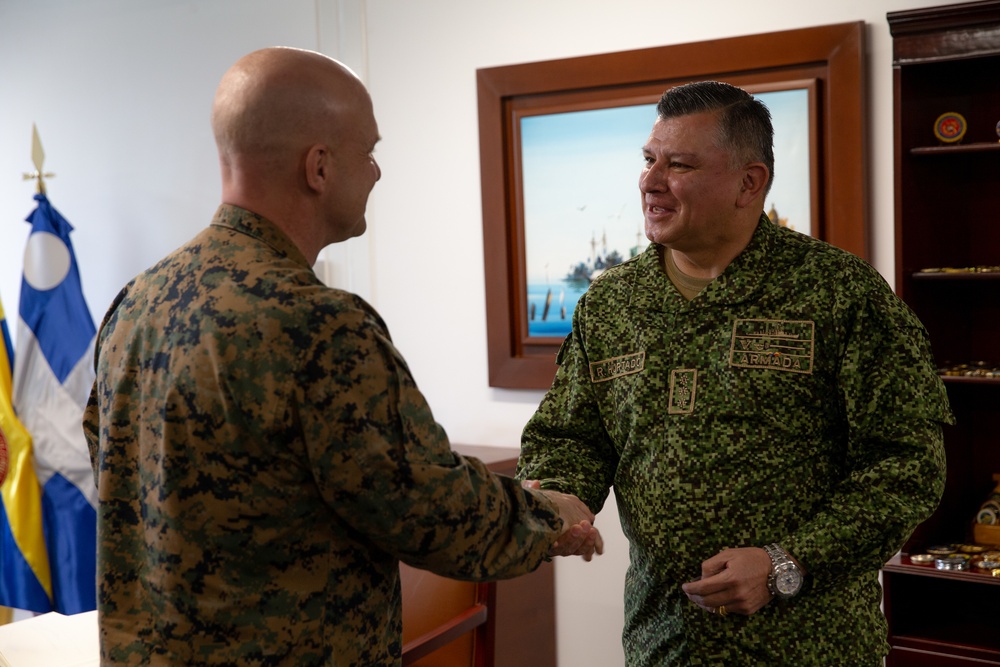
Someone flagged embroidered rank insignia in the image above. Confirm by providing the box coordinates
[668,368,697,414]
[729,318,815,374]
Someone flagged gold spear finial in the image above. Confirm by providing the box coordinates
[22,123,55,195]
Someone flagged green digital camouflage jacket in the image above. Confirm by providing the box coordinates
[83,205,561,666]
[518,216,953,666]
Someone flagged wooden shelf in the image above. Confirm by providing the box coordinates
[911,142,1000,155]
[885,554,1000,586]
[884,555,1000,665]
[911,271,1000,281]
[941,375,1000,386]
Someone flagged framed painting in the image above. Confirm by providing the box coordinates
[478,22,866,389]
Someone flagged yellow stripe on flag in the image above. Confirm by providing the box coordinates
[0,298,53,602]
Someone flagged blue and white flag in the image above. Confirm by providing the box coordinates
[13,193,97,614]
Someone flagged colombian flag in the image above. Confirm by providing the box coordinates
[0,294,53,613]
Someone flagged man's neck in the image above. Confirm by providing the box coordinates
[667,214,761,279]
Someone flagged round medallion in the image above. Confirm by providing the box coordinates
[935,555,969,571]
[934,112,967,143]
[926,544,957,556]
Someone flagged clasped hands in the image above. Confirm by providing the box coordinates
[521,480,604,561]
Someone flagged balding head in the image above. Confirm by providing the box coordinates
[210,47,381,262]
[212,47,366,164]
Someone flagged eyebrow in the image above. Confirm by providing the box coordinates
[642,146,699,161]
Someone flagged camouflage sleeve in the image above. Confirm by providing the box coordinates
[517,298,618,515]
[783,287,952,588]
[83,374,99,487]
[82,282,130,488]
[299,298,561,580]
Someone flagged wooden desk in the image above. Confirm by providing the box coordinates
[400,445,556,667]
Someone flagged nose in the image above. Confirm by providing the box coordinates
[373,159,382,182]
[639,163,663,194]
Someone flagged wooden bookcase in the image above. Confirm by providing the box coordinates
[883,2,1000,665]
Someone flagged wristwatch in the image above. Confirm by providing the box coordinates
[764,543,803,599]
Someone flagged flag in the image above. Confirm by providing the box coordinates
[0,294,54,613]
[12,193,97,614]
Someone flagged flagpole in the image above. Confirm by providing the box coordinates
[21,124,54,195]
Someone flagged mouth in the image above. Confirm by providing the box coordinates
[645,202,673,217]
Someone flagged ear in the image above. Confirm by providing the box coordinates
[736,163,769,208]
[304,143,331,193]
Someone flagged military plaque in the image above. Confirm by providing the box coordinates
[933,112,967,144]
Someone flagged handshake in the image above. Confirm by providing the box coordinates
[522,480,604,561]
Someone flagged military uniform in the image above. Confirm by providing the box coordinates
[518,216,952,666]
[83,205,561,666]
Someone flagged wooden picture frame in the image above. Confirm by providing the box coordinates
[477,22,866,390]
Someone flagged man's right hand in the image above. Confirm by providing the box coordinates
[522,480,604,561]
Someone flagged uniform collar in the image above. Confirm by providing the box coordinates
[629,213,775,311]
[209,204,311,268]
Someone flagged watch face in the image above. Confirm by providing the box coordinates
[776,567,802,596]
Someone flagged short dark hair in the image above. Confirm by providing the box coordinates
[656,81,774,197]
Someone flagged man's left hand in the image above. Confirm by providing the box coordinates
[680,547,773,616]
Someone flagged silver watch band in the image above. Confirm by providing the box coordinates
[764,543,802,598]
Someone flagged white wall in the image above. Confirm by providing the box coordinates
[0,0,960,664]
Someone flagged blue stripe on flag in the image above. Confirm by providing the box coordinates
[0,501,52,612]
[0,318,12,371]
[42,473,97,615]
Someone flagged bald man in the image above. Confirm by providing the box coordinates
[84,47,600,666]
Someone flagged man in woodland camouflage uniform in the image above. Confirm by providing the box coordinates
[517,81,952,666]
[83,47,601,666]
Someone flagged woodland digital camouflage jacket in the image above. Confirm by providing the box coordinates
[518,216,953,666]
[84,205,562,666]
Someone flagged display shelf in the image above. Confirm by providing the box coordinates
[886,2,1000,665]
[937,361,1000,383]
[911,142,1000,155]
[941,375,1000,386]
[911,271,1000,280]
[883,557,1000,664]
[885,553,1000,583]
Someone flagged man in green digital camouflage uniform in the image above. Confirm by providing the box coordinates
[83,47,601,666]
[517,81,952,666]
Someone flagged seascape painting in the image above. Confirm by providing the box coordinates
[520,88,811,339]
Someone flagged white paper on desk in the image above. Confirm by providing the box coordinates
[0,610,98,667]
